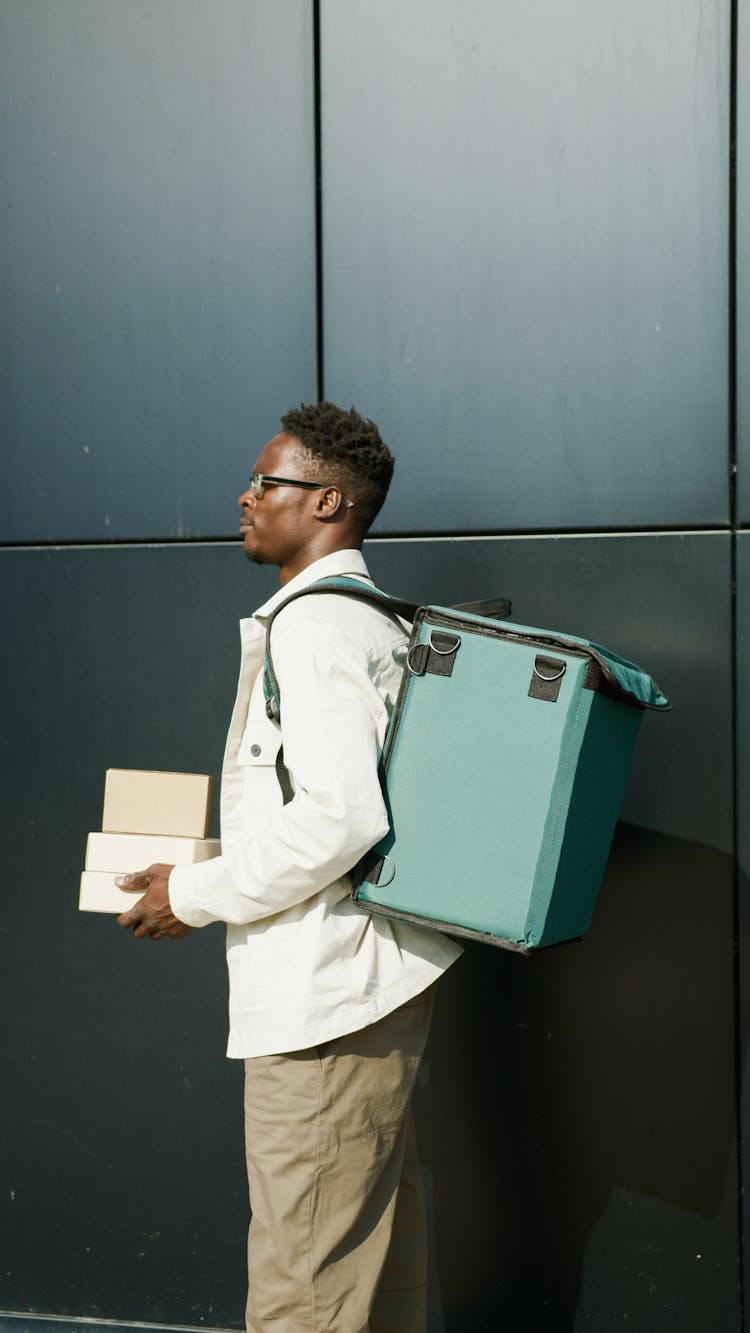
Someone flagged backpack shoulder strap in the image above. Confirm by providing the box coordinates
[262,576,512,806]
[262,575,418,724]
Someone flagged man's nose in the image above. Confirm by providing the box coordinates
[238,485,256,509]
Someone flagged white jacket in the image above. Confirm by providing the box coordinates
[169,548,461,1057]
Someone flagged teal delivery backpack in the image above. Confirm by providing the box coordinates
[264,577,670,953]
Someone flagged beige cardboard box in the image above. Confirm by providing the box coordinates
[102,769,213,838]
[79,870,148,914]
[86,831,221,872]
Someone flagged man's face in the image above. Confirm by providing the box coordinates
[237,433,319,573]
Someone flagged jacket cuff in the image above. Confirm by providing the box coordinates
[168,859,226,928]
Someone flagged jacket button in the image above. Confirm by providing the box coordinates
[250,743,262,757]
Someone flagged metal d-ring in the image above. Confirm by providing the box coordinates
[429,630,461,655]
[406,645,425,675]
[533,660,567,683]
[374,855,396,887]
[407,631,460,675]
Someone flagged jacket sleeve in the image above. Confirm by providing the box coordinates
[168,614,393,927]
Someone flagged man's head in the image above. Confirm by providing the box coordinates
[279,402,394,532]
[238,402,395,583]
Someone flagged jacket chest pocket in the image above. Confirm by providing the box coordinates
[237,694,282,769]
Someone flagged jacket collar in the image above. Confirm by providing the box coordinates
[252,548,372,624]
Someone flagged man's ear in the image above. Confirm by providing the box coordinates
[313,487,349,522]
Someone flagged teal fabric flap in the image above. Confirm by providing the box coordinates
[425,606,670,711]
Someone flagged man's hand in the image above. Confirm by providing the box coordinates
[116,863,193,941]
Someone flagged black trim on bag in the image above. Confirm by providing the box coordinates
[349,888,583,954]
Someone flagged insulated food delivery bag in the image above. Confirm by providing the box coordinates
[263,578,669,953]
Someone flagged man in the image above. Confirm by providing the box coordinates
[117,401,462,1332]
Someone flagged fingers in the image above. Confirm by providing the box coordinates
[115,860,168,891]
[127,919,189,942]
[115,864,167,929]
[116,903,192,940]
[168,921,193,940]
[124,912,164,940]
[116,901,143,928]
[114,864,188,941]
[115,871,151,893]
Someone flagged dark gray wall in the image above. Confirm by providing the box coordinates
[0,0,316,542]
[1,2,744,1332]
[739,1,750,525]
[738,533,750,1325]
[741,534,750,896]
[322,0,730,534]
[736,0,749,1313]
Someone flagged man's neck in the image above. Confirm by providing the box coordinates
[278,540,363,586]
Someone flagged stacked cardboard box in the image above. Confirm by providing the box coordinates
[79,769,220,912]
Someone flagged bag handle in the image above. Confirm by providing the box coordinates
[452,597,512,619]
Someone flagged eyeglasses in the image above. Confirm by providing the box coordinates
[248,473,354,507]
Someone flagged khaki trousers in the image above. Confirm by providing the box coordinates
[243,987,434,1333]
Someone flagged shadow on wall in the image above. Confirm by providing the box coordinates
[418,824,738,1333]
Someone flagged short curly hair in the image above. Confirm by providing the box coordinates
[280,401,394,532]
